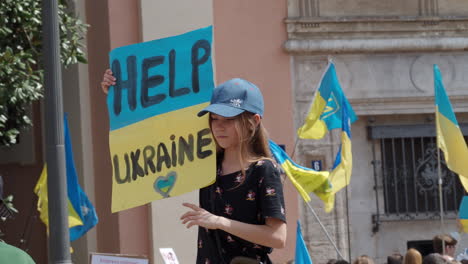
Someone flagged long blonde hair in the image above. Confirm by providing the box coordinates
[210,112,271,176]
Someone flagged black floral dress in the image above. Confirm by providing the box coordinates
[197,159,286,264]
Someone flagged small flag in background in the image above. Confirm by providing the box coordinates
[434,65,468,192]
[34,115,98,241]
[269,140,332,206]
[297,62,357,140]
[458,196,468,233]
[295,221,313,264]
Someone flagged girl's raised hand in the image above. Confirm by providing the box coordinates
[101,69,116,94]
[180,203,222,230]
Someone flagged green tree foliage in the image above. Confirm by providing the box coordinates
[0,0,87,146]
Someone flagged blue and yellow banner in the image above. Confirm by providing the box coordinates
[107,26,216,212]
[35,115,98,241]
[434,65,468,192]
[269,140,331,204]
[295,221,313,264]
[325,97,353,212]
[298,62,357,140]
[36,165,83,232]
[294,62,356,212]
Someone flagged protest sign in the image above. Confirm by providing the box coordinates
[90,253,148,264]
[107,26,215,212]
[159,248,179,264]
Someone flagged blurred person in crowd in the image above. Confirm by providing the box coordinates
[353,255,375,264]
[337,260,350,264]
[423,253,450,264]
[433,234,458,261]
[328,258,350,264]
[404,248,422,264]
[388,253,404,264]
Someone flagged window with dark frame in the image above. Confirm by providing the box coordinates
[380,136,465,216]
[369,123,468,222]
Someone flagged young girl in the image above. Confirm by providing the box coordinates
[101,72,286,264]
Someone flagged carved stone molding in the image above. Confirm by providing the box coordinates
[285,16,468,54]
[293,54,468,115]
[299,0,319,17]
[419,0,439,16]
[297,95,468,116]
[348,96,468,115]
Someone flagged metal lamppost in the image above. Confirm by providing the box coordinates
[42,0,72,263]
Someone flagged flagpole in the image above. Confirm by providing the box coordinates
[291,137,300,159]
[304,200,345,260]
[345,174,351,261]
[435,105,446,255]
[434,65,446,255]
[437,142,446,255]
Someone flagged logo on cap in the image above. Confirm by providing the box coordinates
[230,99,243,108]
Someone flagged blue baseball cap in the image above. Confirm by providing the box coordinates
[198,78,264,118]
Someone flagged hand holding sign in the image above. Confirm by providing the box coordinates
[101,69,115,94]
[107,26,216,212]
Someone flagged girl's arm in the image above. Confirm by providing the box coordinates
[218,213,286,249]
[181,203,286,249]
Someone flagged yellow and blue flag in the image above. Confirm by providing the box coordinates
[35,115,98,241]
[298,62,357,140]
[269,140,331,204]
[324,97,353,212]
[458,196,468,233]
[434,65,468,192]
[294,63,356,212]
[295,221,313,264]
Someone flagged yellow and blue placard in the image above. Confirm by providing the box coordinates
[107,26,216,212]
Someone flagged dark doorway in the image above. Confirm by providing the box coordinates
[407,240,433,257]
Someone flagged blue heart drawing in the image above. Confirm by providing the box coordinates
[154,171,177,198]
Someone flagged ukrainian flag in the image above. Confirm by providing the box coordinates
[35,115,98,241]
[298,62,357,140]
[295,221,313,264]
[269,140,331,205]
[35,165,83,230]
[434,65,468,192]
[325,98,353,212]
[458,196,468,233]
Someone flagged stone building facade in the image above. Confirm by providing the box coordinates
[286,0,468,263]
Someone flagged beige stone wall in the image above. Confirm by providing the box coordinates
[288,0,468,262]
[295,0,468,17]
[439,0,468,15]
